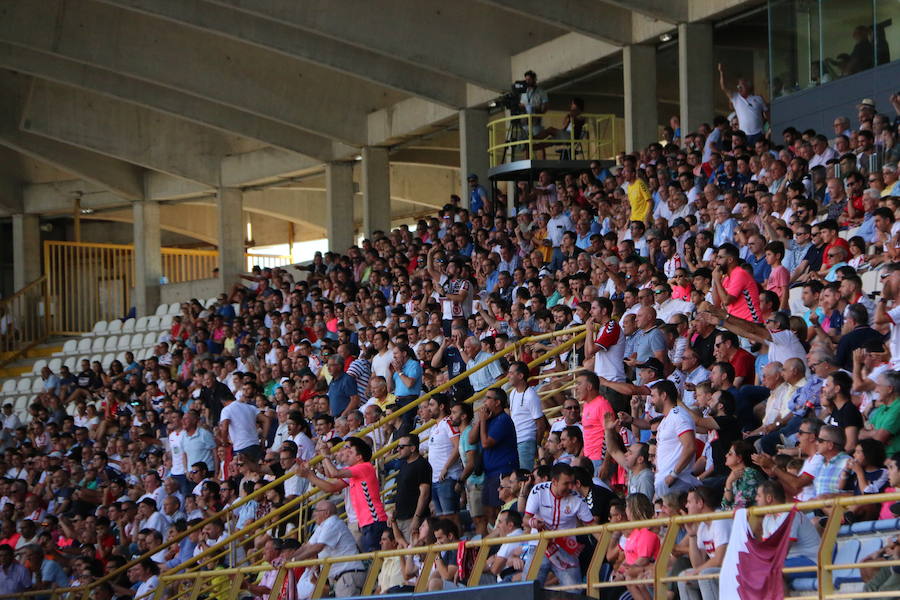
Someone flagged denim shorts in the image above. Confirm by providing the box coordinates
[431,478,460,515]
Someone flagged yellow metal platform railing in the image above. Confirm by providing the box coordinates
[487,112,623,167]
[0,326,585,600]
[141,492,900,600]
[0,275,49,367]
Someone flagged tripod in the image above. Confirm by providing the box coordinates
[501,114,528,164]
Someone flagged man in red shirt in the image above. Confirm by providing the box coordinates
[818,219,849,269]
[713,330,755,386]
[712,243,761,323]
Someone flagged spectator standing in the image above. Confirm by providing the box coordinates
[181,410,215,474]
[507,361,548,470]
[577,371,614,473]
[454,401,488,537]
[390,344,423,431]
[425,396,462,527]
[473,388,519,523]
[718,63,768,144]
[219,394,262,468]
[712,243,762,323]
[326,355,361,419]
[391,433,431,543]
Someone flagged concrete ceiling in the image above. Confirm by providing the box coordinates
[0,0,760,237]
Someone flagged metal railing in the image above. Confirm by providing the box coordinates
[0,275,49,367]
[143,492,900,600]
[487,112,623,167]
[43,241,298,333]
[0,325,586,600]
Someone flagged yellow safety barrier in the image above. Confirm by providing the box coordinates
[487,112,623,167]
[0,275,49,367]
[0,326,585,600]
[121,492,900,600]
[43,241,295,333]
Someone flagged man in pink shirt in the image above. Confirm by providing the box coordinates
[577,370,614,474]
[299,436,388,552]
[712,243,762,323]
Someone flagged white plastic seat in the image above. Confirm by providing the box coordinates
[76,338,92,354]
[62,356,78,371]
[101,353,115,368]
[154,303,168,316]
[89,353,102,365]
[115,351,127,365]
[0,380,16,395]
[53,339,78,357]
[13,395,29,414]
[90,320,108,337]
[134,316,150,332]
[861,269,879,296]
[206,297,217,308]
[129,332,144,350]
[16,378,32,393]
[147,316,161,332]
[158,315,174,331]
[121,318,136,333]
[90,337,106,353]
[31,359,48,375]
[47,358,62,373]
[107,320,123,335]
[31,378,44,393]
[104,336,119,352]
[118,336,133,351]
[168,302,181,315]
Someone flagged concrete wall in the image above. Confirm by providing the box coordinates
[160,278,221,305]
[771,60,900,139]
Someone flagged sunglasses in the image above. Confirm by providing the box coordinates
[563,406,579,411]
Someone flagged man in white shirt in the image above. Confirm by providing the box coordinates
[292,501,366,598]
[426,395,463,527]
[808,134,839,169]
[654,283,694,323]
[678,486,732,600]
[507,361,549,471]
[754,480,820,575]
[165,410,189,495]
[219,395,262,468]
[718,63,768,144]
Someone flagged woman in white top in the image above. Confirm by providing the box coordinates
[129,558,160,600]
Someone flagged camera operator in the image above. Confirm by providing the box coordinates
[519,70,549,136]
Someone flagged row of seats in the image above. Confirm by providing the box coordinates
[50,330,169,364]
[85,314,176,338]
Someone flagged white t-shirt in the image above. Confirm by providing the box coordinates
[768,330,807,366]
[797,453,824,501]
[371,350,393,379]
[730,92,767,135]
[136,575,159,599]
[762,512,820,561]
[168,429,186,476]
[655,406,695,484]
[427,417,462,482]
[592,320,626,382]
[524,482,593,531]
[309,515,364,577]
[220,400,260,452]
[288,432,316,461]
[509,387,544,442]
[697,519,732,557]
[888,306,900,369]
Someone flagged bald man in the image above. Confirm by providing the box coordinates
[293,501,366,597]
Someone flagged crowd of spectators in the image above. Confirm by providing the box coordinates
[2,67,900,600]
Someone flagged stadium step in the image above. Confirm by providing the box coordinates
[0,340,65,378]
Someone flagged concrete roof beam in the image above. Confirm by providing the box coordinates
[475,0,632,45]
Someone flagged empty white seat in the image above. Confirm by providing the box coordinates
[154,303,168,316]
[121,318,136,333]
[158,315,174,331]
[104,336,119,352]
[90,320,108,337]
[76,338,92,354]
[206,297,217,307]
[13,395,29,414]
[53,339,78,357]
[168,302,181,315]
[1,380,16,395]
[101,353,115,369]
[90,337,106,353]
[16,378,32,393]
[134,316,150,332]
[31,359,48,375]
[115,351,127,365]
[147,316,161,332]
[118,336,133,351]
[63,356,78,371]
[862,269,880,295]
[129,332,144,350]
[47,358,62,373]
[31,378,44,393]
[107,320,123,335]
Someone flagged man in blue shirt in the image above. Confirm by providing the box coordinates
[327,356,360,418]
[0,544,31,595]
[25,544,68,590]
[475,388,518,523]
[467,174,488,214]
[745,234,772,283]
[391,344,423,431]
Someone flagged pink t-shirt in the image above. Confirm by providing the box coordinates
[765,265,790,299]
[582,395,614,461]
[624,528,660,564]
[723,267,761,322]
[346,462,387,527]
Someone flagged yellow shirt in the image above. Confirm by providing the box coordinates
[627,179,652,222]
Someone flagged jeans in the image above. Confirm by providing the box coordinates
[536,549,582,587]
[757,413,803,455]
[517,440,537,471]
[359,520,387,552]
[677,567,720,600]
[432,478,460,515]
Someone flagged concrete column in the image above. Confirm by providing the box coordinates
[361,146,391,239]
[459,108,490,207]
[326,162,355,253]
[12,214,40,290]
[217,187,244,293]
[623,44,659,153]
[133,200,162,316]
[678,22,715,135]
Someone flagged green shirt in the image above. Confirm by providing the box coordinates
[459,423,484,486]
[869,399,900,454]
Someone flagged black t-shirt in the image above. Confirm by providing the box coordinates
[692,330,717,368]
[710,414,741,476]
[76,370,98,389]
[394,455,432,520]
[826,400,864,432]
[441,347,474,401]
[803,243,826,272]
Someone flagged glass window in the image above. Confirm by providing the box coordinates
[769,0,822,98]
[875,0,899,67]
[820,0,875,82]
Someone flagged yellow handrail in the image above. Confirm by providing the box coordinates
[123,491,900,600]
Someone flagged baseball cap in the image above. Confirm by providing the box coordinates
[467,173,478,180]
[858,98,876,109]
[671,217,688,229]
[635,357,664,374]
